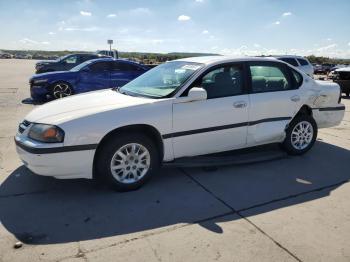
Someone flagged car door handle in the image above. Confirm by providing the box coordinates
[233,101,247,108]
[290,95,300,102]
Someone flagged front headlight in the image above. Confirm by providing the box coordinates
[33,79,48,84]
[28,124,65,143]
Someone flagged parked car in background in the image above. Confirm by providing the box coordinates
[17,56,344,191]
[35,53,107,74]
[0,53,13,59]
[314,63,336,74]
[97,50,118,59]
[330,67,350,96]
[272,55,314,77]
[30,58,149,101]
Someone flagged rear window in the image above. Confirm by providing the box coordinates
[291,69,303,88]
[279,58,299,67]
[297,58,309,66]
[113,62,141,71]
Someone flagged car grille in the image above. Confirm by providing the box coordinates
[18,120,31,133]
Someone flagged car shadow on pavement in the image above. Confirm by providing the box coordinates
[0,141,349,245]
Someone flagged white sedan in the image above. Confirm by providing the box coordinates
[15,56,345,191]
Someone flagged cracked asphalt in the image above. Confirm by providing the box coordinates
[0,59,349,262]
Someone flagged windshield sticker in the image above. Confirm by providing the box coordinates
[181,65,201,71]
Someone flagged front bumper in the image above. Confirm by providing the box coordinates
[15,134,94,179]
[30,82,50,101]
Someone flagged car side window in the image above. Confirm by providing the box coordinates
[89,62,110,72]
[279,58,299,67]
[200,64,244,99]
[114,62,140,71]
[249,63,293,93]
[297,58,309,66]
[64,55,78,64]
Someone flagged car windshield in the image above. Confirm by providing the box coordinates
[119,61,203,98]
[56,54,70,62]
[70,60,94,72]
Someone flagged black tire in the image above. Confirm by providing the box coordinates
[95,133,160,192]
[346,92,350,97]
[281,114,318,155]
[50,82,73,99]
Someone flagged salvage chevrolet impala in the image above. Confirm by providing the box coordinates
[15,56,345,191]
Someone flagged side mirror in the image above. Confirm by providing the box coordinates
[188,87,207,101]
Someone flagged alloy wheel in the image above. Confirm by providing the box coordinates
[291,121,314,150]
[53,83,72,99]
[110,143,151,184]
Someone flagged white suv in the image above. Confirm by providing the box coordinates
[273,55,314,77]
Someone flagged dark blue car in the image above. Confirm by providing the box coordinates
[29,58,149,101]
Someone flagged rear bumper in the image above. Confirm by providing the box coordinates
[313,105,345,128]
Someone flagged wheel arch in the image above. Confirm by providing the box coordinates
[92,124,164,179]
[295,104,313,117]
[286,105,313,131]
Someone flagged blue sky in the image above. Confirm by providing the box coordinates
[0,0,350,57]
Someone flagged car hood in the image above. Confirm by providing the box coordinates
[31,71,76,79]
[36,60,56,65]
[24,89,154,124]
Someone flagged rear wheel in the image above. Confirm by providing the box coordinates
[281,114,317,155]
[51,82,73,99]
[95,133,160,191]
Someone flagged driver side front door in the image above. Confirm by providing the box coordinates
[77,61,111,92]
[171,63,249,158]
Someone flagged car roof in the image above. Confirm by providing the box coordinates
[270,55,307,59]
[335,67,350,72]
[87,57,145,65]
[174,55,285,66]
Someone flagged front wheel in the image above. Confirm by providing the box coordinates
[95,133,160,191]
[51,82,73,99]
[281,115,318,155]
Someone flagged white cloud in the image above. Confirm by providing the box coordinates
[107,14,116,18]
[274,21,280,25]
[18,38,50,45]
[48,32,56,35]
[19,38,38,44]
[282,12,292,17]
[80,11,92,16]
[326,38,332,41]
[178,15,191,21]
[129,7,151,15]
[348,42,350,46]
[151,39,164,44]
[202,30,209,34]
[254,43,261,48]
[63,26,99,32]
[317,43,337,52]
[195,0,204,2]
